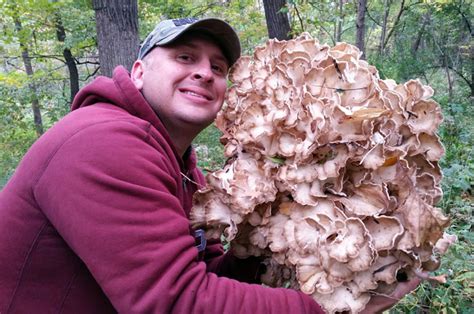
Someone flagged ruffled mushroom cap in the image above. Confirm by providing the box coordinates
[312,286,370,314]
[364,216,404,251]
[190,33,454,314]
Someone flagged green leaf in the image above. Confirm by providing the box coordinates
[267,156,286,165]
[453,271,474,283]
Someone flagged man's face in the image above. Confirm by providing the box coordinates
[132,34,229,135]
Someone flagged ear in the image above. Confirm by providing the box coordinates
[131,60,145,90]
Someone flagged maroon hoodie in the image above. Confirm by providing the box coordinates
[0,66,323,313]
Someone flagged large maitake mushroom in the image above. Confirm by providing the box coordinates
[190,33,454,314]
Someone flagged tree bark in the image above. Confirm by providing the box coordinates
[355,0,367,59]
[383,0,405,49]
[411,14,429,55]
[92,0,139,77]
[54,12,79,104]
[336,0,344,42]
[378,0,390,55]
[444,54,454,100]
[262,0,292,40]
[14,17,43,137]
[471,61,474,97]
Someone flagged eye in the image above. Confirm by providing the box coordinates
[212,63,228,76]
[177,53,193,63]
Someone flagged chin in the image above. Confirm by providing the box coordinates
[179,116,215,129]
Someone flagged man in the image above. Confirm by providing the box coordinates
[0,17,418,313]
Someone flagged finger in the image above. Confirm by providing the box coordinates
[391,278,421,299]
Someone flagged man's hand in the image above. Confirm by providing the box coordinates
[362,278,422,314]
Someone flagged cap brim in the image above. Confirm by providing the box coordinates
[158,18,241,67]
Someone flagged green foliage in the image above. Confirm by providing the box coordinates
[0,0,97,185]
[392,221,474,313]
[0,83,37,185]
[193,123,226,173]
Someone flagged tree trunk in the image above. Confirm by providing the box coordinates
[355,0,367,59]
[262,0,292,40]
[471,44,474,96]
[92,0,139,77]
[383,0,406,49]
[54,12,79,104]
[14,17,43,137]
[411,14,429,55]
[471,63,474,97]
[336,0,344,42]
[444,54,454,100]
[378,0,390,55]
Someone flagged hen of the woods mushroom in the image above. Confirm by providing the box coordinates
[190,33,456,313]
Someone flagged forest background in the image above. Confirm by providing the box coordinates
[0,0,472,312]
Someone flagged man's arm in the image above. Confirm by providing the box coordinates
[34,121,323,313]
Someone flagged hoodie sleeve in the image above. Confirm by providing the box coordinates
[34,120,324,314]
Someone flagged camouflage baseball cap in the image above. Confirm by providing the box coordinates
[138,17,241,66]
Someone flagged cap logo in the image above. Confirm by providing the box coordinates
[172,18,198,26]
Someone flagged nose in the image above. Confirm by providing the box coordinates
[192,60,214,83]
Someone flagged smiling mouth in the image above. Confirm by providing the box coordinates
[180,89,212,101]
